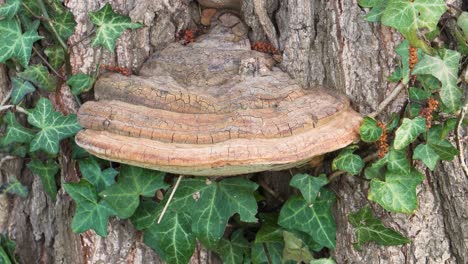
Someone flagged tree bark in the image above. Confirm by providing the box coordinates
[1,0,466,263]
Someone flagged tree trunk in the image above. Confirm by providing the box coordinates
[1,0,466,263]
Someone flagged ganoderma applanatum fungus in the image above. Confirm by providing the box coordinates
[75,12,362,176]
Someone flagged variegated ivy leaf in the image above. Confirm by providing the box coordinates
[44,46,65,70]
[214,230,250,264]
[290,174,329,204]
[27,159,59,200]
[100,165,168,219]
[282,231,313,263]
[4,178,28,198]
[360,116,383,143]
[278,189,336,249]
[51,10,76,41]
[67,73,95,95]
[368,169,424,214]
[413,143,439,170]
[27,98,82,154]
[11,77,35,104]
[386,147,411,174]
[63,180,115,237]
[144,208,196,264]
[358,0,388,22]
[18,64,57,91]
[412,49,462,113]
[408,87,431,101]
[381,0,446,52]
[0,19,43,67]
[0,0,21,19]
[332,146,364,175]
[90,3,142,51]
[393,117,426,150]
[348,205,410,250]
[2,111,35,145]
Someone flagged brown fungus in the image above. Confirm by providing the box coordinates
[75,13,362,176]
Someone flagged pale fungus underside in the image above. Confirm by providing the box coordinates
[75,12,362,176]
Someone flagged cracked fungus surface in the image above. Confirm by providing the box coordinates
[75,12,362,176]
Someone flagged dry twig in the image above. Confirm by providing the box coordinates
[157,175,184,224]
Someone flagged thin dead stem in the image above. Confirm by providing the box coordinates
[456,105,468,176]
[157,175,184,224]
[369,82,406,118]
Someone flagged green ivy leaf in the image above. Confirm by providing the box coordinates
[4,178,28,198]
[358,0,388,22]
[0,234,18,264]
[395,40,411,84]
[360,116,383,143]
[44,46,65,70]
[368,169,424,214]
[349,205,410,249]
[413,143,439,170]
[144,209,196,264]
[17,64,57,91]
[413,49,462,113]
[2,111,35,145]
[0,0,21,19]
[100,165,167,219]
[10,77,35,105]
[252,242,283,264]
[393,117,426,150]
[441,118,458,139]
[27,159,59,200]
[458,12,468,37]
[255,214,283,243]
[0,19,42,67]
[386,113,400,132]
[381,0,446,52]
[426,125,458,161]
[130,200,159,230]
[66,73,94,95]
[278,189,336,249]
[282,231,313,263]
[310,259,337,264]
[63,180,115,236]
[290,174,329,204]
[408,87,431,101]
[51,10,76,41]
[386,147,411,174]
[79,157,117,193]
[332,146,364,175]
[27,98,82,154]
[215,230,250,264]
[90,3,142,51]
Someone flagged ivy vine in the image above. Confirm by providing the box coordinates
[0,0,466,263]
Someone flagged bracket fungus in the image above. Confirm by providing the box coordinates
[75,13,362,176]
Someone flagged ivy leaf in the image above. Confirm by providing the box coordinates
[278,189,336,249]
[0,19,42,67]
[409,87,431,101]
[412,49,462,113]
[381,0,446,52]
[27,98,82,154]
[11,77,35,105]
[364,157,387,180]
[290,174,329,204]
[215,230,250,264]
[393,117,426,150]
[130,200,159,230]
[144,209,196,264]
[44,46,65,70]
[358,0,388,22]
[310,259,337,264]
[426,125,458,161]
[67,73,94,95]
[255,214,283,243]
[348,205,410,249]
[413,143,439,170]
[0,234,18,264]
[282,231,313,263]
[386,147,411,174]
[332,146,364,175]
[90,3,142,51]
[2,111,35,145]
[100,165,168,219]
[368,169,424,214]
[360,116,383,143]
[394,40,411,84]
[252,242,283,264]
[51,10,76,41]
[4,178,28,198]
[79,157,117,193]
[26,159,59,200]
[63,180,115,236]
[0,0,21,19]
[17,64,57,91]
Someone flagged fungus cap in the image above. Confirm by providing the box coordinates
[75,13,362,176]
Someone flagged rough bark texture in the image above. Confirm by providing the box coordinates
[1,0,466,263]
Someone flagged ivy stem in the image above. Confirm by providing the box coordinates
[21,3,49,21]
[36,0,72,76]
[0,105,29,115]
[157,175,184,224]
[32,46,63,79]
[369,82,406,118]
[456,104,468,176]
